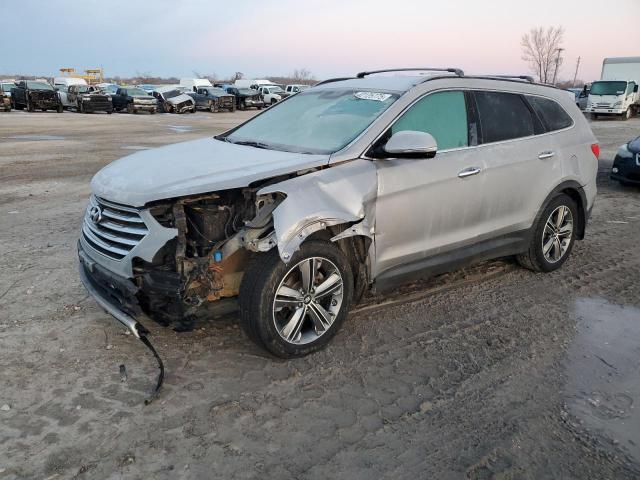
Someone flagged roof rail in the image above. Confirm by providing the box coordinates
[314,76,355,86]
[478,75,535,83]
[356,67,464,78]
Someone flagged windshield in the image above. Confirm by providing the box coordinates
[204,87,226,95]
[102,85,118,93]
[1,83,13,92]
[225,89,398,154]
[128,88,149,96]
[76,86,91,93]
[265,85,284,93]
[26,81,53,90]
[590,81,627,96]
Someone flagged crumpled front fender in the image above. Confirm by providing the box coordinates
[258,159,377,262]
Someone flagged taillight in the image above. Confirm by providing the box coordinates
[591,143,600,159]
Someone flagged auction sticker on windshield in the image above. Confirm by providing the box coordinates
[354,91,392,102]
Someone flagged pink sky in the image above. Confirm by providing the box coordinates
[193,0,640,82]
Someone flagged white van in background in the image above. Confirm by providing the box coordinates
[180,78,213,92]
[586,57,640,120]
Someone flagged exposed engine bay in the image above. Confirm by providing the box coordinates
[132,187,282,329]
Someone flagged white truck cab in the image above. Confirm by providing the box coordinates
[586,57,640,120]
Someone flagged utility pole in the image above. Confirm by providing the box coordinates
[552,48,564,85]
[572,56,581,87]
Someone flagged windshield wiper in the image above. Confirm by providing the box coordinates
[231,140,272,150]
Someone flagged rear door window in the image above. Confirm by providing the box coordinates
[474,91,535,143]
[392,91,468,150]
[526,96,573,132]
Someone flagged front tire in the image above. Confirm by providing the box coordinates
[239,240,354,358]
[622,107,632,121]
[517,193,578,273]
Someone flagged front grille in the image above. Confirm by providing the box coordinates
[82,196,148,260]
[596,103,611,108]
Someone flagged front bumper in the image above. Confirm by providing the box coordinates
[244,99,265,108]
[78,241,147,338]
[132,103,156,111]
[585,107,624,115]
[611,154,640,184]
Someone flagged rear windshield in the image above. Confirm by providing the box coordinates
[590,81,627,96]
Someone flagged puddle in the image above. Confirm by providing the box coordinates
[122,145,150,150]
[565,298,640,461]
[7,135,66,141]
[167,125,193,133]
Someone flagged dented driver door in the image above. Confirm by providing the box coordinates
[371,90,487,280]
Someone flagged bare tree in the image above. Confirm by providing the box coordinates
[231,72,244,81]
[521,26,564,83]
[291,68,313,83]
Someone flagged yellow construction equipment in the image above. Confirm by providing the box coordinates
[58,68,105,85]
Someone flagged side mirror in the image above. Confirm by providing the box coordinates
[383,131,438,158]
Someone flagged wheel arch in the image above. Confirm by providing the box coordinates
[538,180,588,240]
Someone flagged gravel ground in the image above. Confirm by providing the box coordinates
[0,111,639,479]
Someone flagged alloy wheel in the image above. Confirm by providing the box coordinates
[272,257,344,345]
[541,205,573,263]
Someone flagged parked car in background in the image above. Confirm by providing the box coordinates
[187,86,235,112]
[152,86,196,113]
[112,87,157,114]
[67,85,113,113]
[78,69,598,358]
[221,85,264,110]
[136,84,158,95]
[0,86,11,111]
[11,80,63,112]
[611,136,640,186]
[96,83,120,95]
[1,81,16,98]
[283,84,310,97]
[54,77,88,109]
[257,84,284,105]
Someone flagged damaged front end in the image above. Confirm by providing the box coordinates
[79,188,282,333]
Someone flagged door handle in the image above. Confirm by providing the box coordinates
[538,151,555,160]
[458,167,481,178]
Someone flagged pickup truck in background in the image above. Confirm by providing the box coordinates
[67,85,113,113]
[586,57,640,120]
[187,86,235,112]
[11,80,63,112]
[111,87,157,114]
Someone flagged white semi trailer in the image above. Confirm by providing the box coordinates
[586,57,640,120]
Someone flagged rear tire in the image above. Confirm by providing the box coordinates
[239,240,353,358]
[57,104,63,113]
[517,193,578,273]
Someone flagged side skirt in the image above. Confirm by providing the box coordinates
[373,229,530,293]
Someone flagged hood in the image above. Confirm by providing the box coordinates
[132,95,154,101]
[91,137,331,207]
[166,93,193,105]
[628,136,640,154]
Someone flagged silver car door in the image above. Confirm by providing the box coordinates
[471,90,555,238]
[372,90,486,279]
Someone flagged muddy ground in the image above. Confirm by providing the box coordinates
[1,110,639,479]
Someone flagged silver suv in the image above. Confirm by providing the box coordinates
[78,68,599,358]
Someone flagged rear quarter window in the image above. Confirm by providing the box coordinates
[526,96,573,132]
[474,91,536,143]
